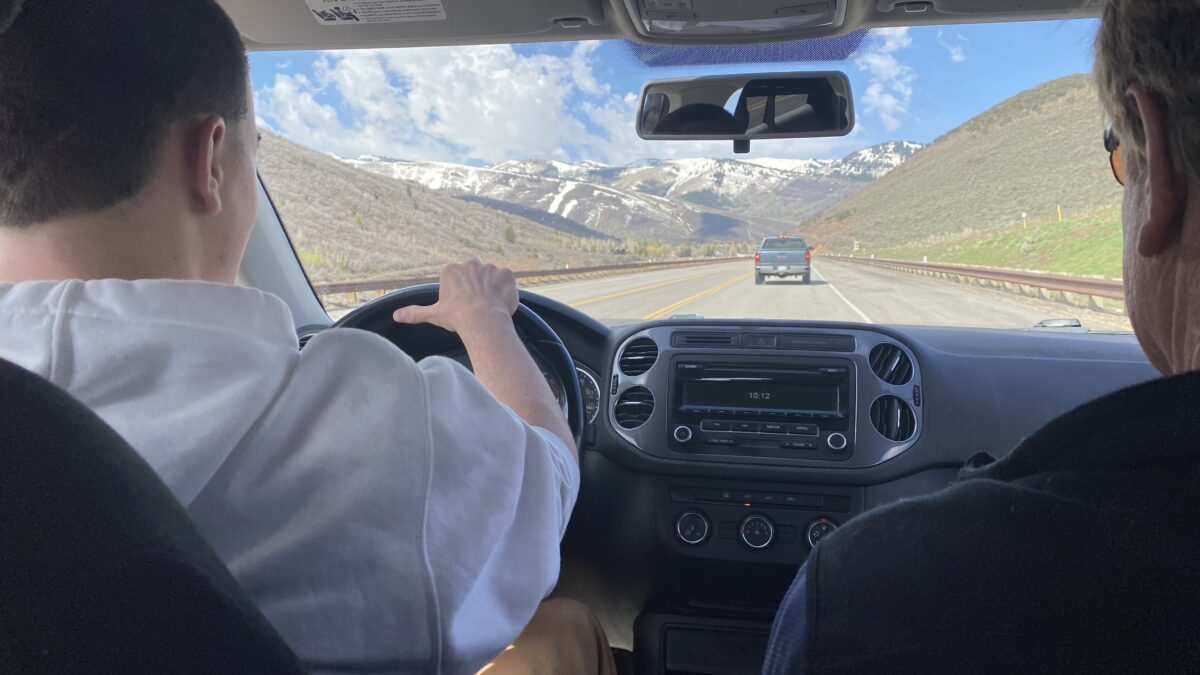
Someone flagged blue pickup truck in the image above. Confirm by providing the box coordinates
[754,236,812,285]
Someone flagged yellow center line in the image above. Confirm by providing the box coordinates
[642,271,754,321]
[568,270,716,308]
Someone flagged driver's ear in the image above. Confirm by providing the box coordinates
[186,115,228,216]
[1128,84,1186,257]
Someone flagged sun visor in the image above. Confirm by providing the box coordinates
[621,0,847,41]
[220,0,608,50]
[875,0,1092,16]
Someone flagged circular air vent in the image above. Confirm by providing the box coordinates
[614,386,655,429]
[870,395,916,442]
[869,343,914,385]
[619,337,659,376]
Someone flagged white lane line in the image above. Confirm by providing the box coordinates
[813,264,874,324]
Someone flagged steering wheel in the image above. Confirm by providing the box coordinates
[331,284,585,449]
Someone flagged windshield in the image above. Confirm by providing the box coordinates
[252,19,1131,332]
[761,239,808,251]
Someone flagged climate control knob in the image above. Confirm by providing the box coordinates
[739,514,775,549]
[673,425,694,443]
[675,511,709,545]
[806,518,838,548]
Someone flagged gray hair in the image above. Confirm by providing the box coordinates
[1095,0,1200,182]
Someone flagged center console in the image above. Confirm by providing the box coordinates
[609,325,923,470]
[606,325,926,673]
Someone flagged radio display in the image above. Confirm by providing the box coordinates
[682,380,840,413]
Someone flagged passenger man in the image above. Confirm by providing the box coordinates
[763,1,1200,671]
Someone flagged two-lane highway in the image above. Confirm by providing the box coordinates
[531,258,1131,331]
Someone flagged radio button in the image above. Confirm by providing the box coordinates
[701,420,729,431]
[703,437,736,446]
[762,423,786,434]
[673,426,694,443]
[827,433,849,451]
[734,421,760,433]
[788,423,819,435]
[718,522,737,540]
[782,441,819,450]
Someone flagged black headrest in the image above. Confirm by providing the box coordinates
[0,359,302,674]
[655,103,746,135]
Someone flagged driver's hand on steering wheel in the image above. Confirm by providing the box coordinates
[393,258,518,335]
[390,259,578,457]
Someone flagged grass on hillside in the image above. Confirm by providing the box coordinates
[870,206,1124,279]
[803,74,1125,252]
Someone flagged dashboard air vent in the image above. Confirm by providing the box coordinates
[672,332,740,348]
[614,387,655,429]
[619,337,659,376]
[869,343,914,385]
[870,396,916,442]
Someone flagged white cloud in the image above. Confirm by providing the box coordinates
[937,31,968,63]
[854,27,916,132]
[255,43,870,166]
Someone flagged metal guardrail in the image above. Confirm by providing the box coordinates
[826,256,1125,301]
[312,256,746,298]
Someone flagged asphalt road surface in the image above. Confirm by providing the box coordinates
[530,258,1132,332]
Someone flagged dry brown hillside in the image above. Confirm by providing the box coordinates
[256,131,632,282]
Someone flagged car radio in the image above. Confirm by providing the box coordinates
[667,356,855,460]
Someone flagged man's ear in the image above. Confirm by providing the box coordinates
[1128,84,1186,257]
[187,116,228,216]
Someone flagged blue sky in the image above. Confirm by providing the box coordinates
[250,18,1099,166]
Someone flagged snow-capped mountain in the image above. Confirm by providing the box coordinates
[825,140,924,180]
[343,140,922,241]
[744,141,924,181]
[345,157,703,241]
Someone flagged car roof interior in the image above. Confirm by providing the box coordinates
[219,0,1097,51]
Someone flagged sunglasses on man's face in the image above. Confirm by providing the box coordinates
[1105,125,1124,186]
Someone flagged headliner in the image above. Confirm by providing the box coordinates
[218,0,1097,52]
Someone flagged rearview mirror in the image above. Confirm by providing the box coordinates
[637,72,853,153]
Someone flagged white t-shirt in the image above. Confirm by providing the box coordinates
[0,279,580,674]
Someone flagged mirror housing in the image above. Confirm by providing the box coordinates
[637,71,853,152]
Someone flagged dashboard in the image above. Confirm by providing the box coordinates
[496,292,1158,663]
[347,290,1160,666]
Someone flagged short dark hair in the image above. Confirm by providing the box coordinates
[0,0,249,227]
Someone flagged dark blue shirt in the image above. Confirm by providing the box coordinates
[762,564,808,674]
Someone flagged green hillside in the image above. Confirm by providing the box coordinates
[872,206,1124,279]
[805,74,1123,258]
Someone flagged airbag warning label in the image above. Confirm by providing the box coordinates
[305,0,446,25]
